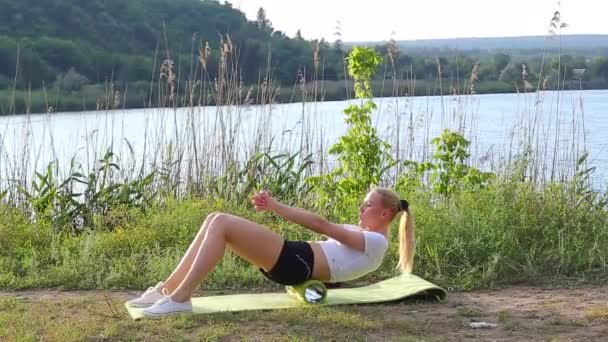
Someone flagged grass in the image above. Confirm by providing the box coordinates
[1,176,606,292]
[0,294,425,342]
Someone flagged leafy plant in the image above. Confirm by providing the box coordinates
[16,162,62,223]
[307,47,394,218]
[255,151,314,202]
[398,129,494,196]
[570,152,607,209]
[71,150,157,229]
[15,150,157,233]
[208,149,313,206]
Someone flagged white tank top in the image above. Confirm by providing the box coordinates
[316,224,389,282]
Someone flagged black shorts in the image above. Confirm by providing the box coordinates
[260,240,314,286]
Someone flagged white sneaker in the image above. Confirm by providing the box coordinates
[125,282,165,308]
[142,296,193,317]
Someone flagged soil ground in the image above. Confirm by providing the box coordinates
[1,284,607,341]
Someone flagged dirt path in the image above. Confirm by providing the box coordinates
[2,285,607,341]
[428,285,608,341]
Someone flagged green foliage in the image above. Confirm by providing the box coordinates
[253,151,314,202]
[1,174,607,291]
[72,150,157,229]
[16,150,156,233]
[0,0,346,92]
[307,47,394,218]
[419,179,607,289]
[53,67,89,92]
[590,57,608,82]
[570,153,608,209]
[206,149,313,207]
[346,47,383,98]
[0,198,283,290]
[398,129,494,196]
[0,74,10,88]
[0,35,18,77]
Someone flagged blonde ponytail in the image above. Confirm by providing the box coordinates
[397,208,415,274]
[370,187,416,274]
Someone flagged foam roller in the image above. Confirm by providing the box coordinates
[285,279,327,304]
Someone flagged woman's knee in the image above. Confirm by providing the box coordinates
[207,213,232,233]
[200,212,222,234]
[205,212,221,222]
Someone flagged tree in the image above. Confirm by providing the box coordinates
[448,54,475,80]
[498,62,521,83]
[54,67,89,92]
[492,52,511,78]
[551,54,588,80]
[256,7,272,34]
[0,35,18,78]
[590,57,608,82]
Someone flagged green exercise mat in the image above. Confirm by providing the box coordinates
[125,274,447,320]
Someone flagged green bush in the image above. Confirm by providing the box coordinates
[398,129,494,197]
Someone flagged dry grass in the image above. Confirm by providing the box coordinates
[585,305,608,321]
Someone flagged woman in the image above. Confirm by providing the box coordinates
[126,187,414,317]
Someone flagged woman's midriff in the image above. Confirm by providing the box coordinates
[308,242,331,282]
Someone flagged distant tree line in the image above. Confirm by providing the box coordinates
[0,0,607,104]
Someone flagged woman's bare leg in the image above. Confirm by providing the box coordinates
[162,213,220,292]
[170,213,284,302]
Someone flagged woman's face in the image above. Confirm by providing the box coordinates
[358,191,391,229]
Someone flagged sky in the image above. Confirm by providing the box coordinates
[234,0,607,42]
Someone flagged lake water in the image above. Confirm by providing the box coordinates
[0,89,606,189]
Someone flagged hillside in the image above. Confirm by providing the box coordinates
[0,0,247,53]
[0,0,344,87]
[0,0,607,114]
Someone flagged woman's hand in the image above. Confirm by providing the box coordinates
[251,190,277,212]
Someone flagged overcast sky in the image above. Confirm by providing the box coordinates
[234,0,606,42]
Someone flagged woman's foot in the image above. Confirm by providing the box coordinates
[142,296,193,317]
[125,282,166,308]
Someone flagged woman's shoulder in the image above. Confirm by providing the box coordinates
[343,224,387,240]
[342,224,363,231]
[361,230,389,250]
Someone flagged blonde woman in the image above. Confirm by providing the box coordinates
[126,188,415,317]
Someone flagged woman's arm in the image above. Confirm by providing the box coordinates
[252,191,365,251]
